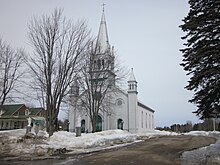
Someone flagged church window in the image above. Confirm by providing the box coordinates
[152,115,154,129]
[102,59,104,68]
[81,119,85,133]
[141,111,143,128]
[96,115,102,132]
[146,113,148,128]
[117,99,123,106]
[97,59,101,69]
[94,91,102,100]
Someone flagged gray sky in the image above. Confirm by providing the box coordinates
[0,0,200,127]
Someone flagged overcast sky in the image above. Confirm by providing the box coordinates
[0,0,201,127]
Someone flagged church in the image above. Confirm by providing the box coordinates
[68,9,155,134]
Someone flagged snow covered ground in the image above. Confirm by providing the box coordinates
[0,129,179,158]
[0,129,220,164]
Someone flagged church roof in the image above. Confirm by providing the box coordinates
[128,68,136,82]
[138,101,155,113]
[95,9,110,54]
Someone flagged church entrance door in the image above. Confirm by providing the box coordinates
[117,119,124,130]
[96,115,102,132]
[81,119,85,133]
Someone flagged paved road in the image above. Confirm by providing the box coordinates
[0,135,217,165]
[72,135,216,165]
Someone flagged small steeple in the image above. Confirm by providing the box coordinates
[95,5,110,54]
[128,68,136,82]
[128,68,138,93]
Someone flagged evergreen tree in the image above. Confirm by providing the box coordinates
[180,0,220,119]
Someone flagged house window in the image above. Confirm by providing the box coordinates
[14,121,19,129]
[25,109,29,116]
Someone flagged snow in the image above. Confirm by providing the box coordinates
[138,129,179,137]
[0,129,179,157]
[48,129,137,152]
[181,131,220,165]
[181,138,220,165]
[184,131,220,137]
[1,129,220,164]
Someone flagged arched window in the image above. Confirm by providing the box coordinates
[97,59,101,69]
[117,119,124,130]
[96,115,102,132]
[102,59,104,68]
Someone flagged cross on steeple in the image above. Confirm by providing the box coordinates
[102,3,106,12]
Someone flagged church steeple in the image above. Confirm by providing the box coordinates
[95,5,111,54]
[91,5,115,86]
[128,68,138,93]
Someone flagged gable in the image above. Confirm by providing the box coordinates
[29,107,45,116]
[1,104,26,116]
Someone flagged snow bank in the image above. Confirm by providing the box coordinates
[181,131,220,165]
[181,140,220,165]
[138,130,179,138]
[184,131,220,137]
[48,129,137,150]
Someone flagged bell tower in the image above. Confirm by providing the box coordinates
[91,5,115,86]
[128,68,138,133]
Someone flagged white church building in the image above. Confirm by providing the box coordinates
[68,9,155,134]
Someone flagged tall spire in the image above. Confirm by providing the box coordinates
[95,4,110,54]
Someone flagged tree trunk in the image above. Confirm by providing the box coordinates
[91,119,96,133]
[49,124,54,136]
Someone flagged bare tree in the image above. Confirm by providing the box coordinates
[0,38,24,107]
[71,43,126,133]
[27,9,91,136]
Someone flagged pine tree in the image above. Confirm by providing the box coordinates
[180,0,220,119]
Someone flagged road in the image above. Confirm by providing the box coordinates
[0,135,217,165]
[72,135,216,165]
